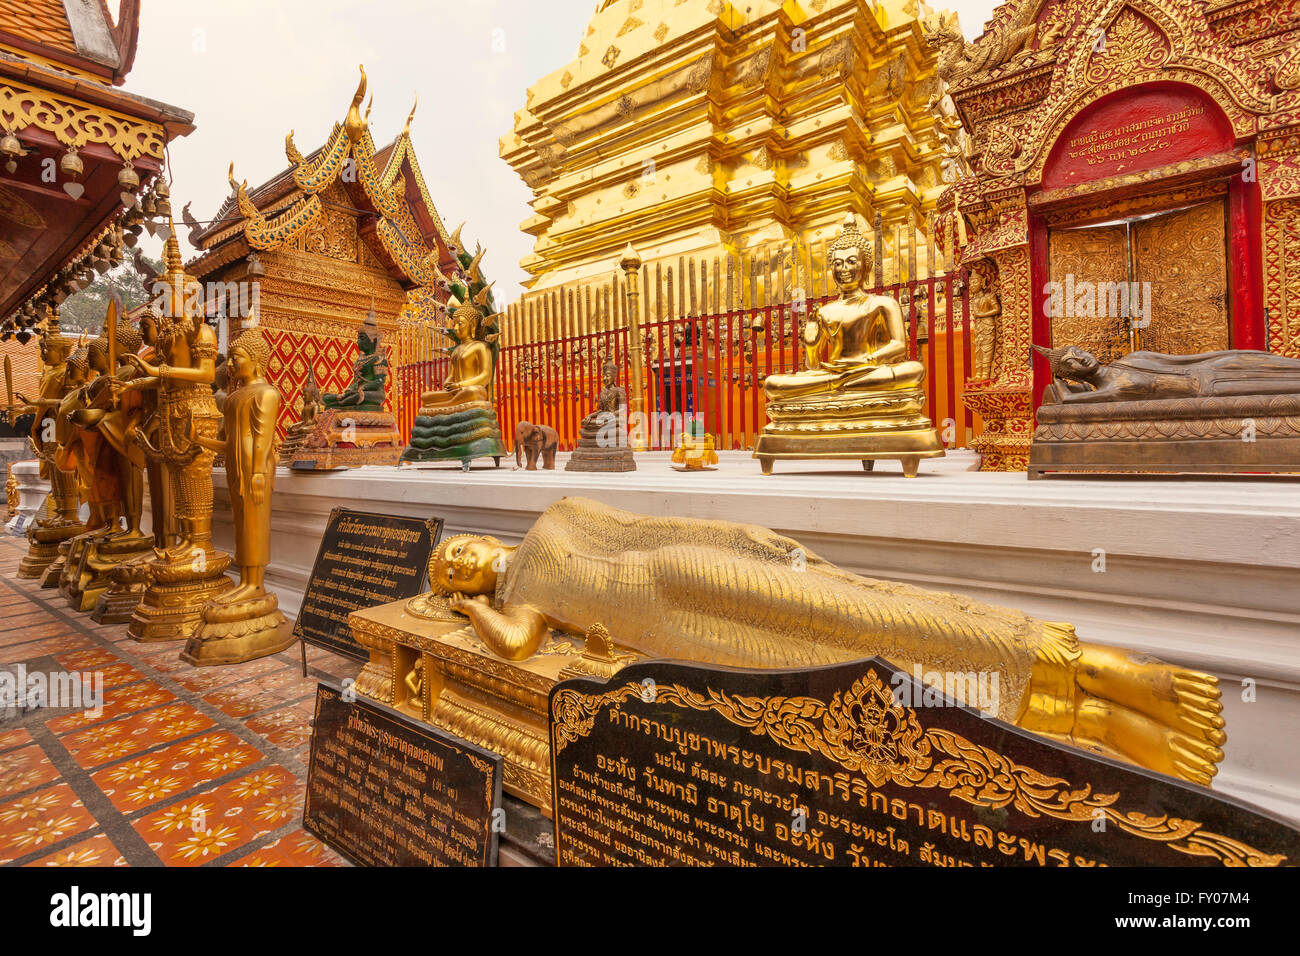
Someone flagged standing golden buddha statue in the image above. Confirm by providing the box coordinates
[117,231,233,641]
[754,212,944,477]
[183,328,293,665]
[12,319,80,578]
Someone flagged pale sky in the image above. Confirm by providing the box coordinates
[125,0,997,303]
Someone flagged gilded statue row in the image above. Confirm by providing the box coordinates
[7,228,291,665]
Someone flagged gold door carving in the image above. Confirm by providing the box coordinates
[1048,223,1131,365]
[1133,201,1229,354]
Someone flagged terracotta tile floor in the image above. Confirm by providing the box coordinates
[0,536,355,866]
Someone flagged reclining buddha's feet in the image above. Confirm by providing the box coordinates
[1070,644,1226,786]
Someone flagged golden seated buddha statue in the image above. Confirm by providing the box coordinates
[755,212,943,477]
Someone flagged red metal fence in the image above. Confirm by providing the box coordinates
[395,275,974,454]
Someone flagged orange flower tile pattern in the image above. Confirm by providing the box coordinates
[0,536,360,867]
[0,783,98,863]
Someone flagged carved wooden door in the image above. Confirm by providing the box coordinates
[1048,223,1131,366]
[1132,201,1230,354]
[1048,200,1230,361]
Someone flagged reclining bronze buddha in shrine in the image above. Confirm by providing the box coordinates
[1030,345,1300,478]
[349,497,1226,812]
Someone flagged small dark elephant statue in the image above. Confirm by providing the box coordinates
[514,421,559,470]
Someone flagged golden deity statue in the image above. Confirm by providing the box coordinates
[182,328,293,665]
[425,497,1225,788]
[55,313,154,610]
[116,230,233,641]
[754,212,944,477]
[12,319,80,578]
[38,340,95,587]
[92,307,176,624]
[400,295,506,470]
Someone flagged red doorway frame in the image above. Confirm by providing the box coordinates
[1028,87,1265,411]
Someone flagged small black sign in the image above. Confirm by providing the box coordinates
[293,508,443,662]
[305,683,503,866]
[549,657,1300,867]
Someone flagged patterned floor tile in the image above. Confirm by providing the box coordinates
[23,831,125,867]
[0,744,60,798]
[55,648,122,670]
[237,829,344,867]
[0,634,92,664]
[45,682,177,736]
[0,783,98,863]
[62,703,215,769]
[82,662,148,690]
[245,702,314,750]
[91,730,263,814]
[0,727,32,753]
[133,765,301,866]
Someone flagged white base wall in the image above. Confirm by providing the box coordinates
[197,450,1300,823]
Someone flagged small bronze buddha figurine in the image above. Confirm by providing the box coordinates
[566,360,635,472]
[754,212,943,477]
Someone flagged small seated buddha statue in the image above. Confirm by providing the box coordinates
[289,306,404,470]
[278,366,322,464]
[323,309,388,411]
[401,298,506,471]
[754,212,943,477]
[566,360,635,472]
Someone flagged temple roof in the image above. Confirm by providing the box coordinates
[189,68,463,292]
[0,0,140,86]
[0,0,193,323]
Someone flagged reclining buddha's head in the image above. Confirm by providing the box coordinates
[1035,344,1100,381]
[429,533,513,596]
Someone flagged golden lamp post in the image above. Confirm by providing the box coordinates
[619,243,648,452]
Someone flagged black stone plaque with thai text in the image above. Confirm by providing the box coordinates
[304,683,502,866]
[549,657,1300,867]
[293,508,443,662]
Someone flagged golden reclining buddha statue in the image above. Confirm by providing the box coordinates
[754,212,944,477]
[419,497,1225,788]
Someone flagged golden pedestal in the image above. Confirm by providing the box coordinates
[350,596,639,815]
[289,408,404,471]
[754,387,944,477]
[58,531,153,614]
[963,384,1033,473]
[18,472,81,579]
[181,595,295,666]
[128,549,234,643]
[92,553,153,625]
[40,539,73,588]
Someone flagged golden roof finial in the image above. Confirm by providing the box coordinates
[402,92,419,137]
[448,221,465,254]
[345,65,368,140]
